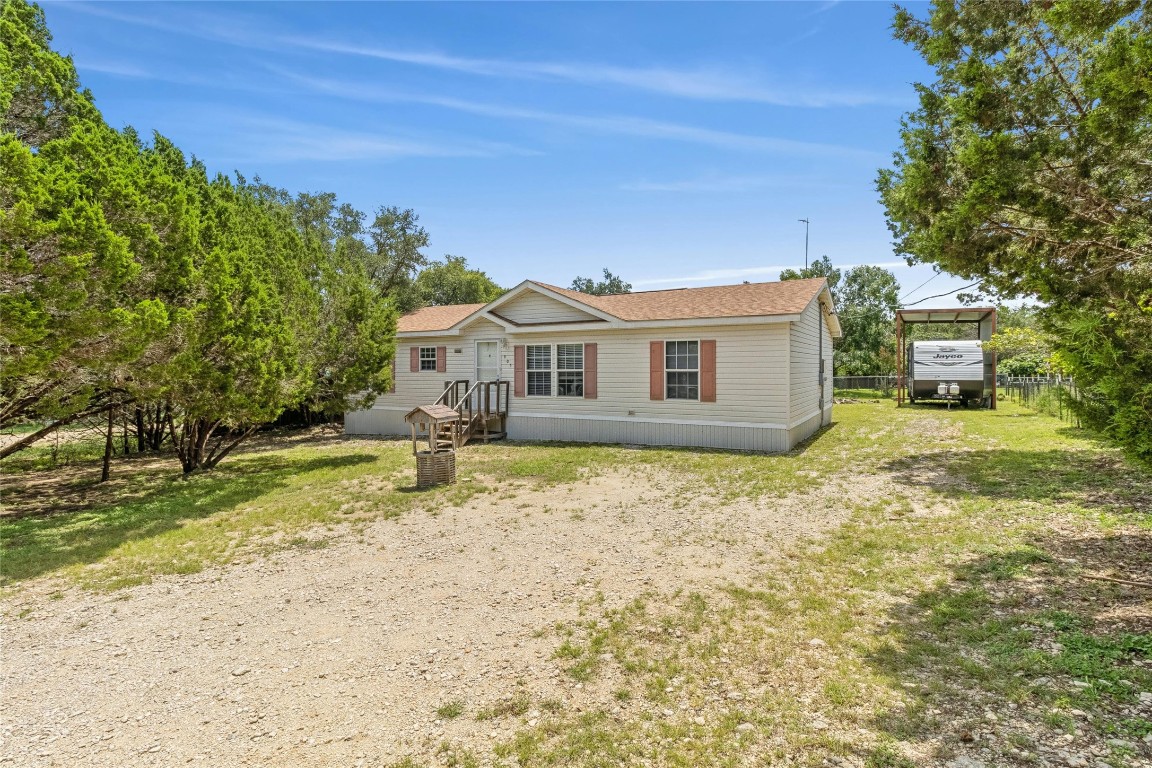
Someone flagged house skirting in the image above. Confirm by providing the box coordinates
[344,406,831,452]
[787,409,825,448]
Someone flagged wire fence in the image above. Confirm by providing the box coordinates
[1001,377,1081,426]
[832,376,896,397]
[833,375,1082,425]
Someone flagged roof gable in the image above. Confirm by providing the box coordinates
[490,287,607,326]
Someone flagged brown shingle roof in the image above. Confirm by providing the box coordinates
[529,278,827,321]
[395,278,828,332]
[397,303,486,333]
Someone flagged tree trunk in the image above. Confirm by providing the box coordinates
[135,406,146,453]
[101,407,114,483]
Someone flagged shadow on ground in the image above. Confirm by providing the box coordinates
[0,452,377,586]
[883,446,1151,513]
[863,528,1152,766]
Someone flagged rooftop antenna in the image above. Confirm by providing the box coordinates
[798,218,810,269]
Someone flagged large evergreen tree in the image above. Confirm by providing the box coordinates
[1,0,397,471]
[877,0,1152,458]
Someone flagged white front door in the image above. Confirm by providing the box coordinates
[476,341,500,383]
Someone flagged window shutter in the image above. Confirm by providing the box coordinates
[584,343,597,399]
[410,347,419,373]
[700,339,717,402]
[436,346,447,373]
[513,345,526,397]
[649,341,664,401]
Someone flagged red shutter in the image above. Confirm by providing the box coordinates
[649,341,664,401]
[410,347,419,373]
[513,345,526,398]
[584,343,597,399]
[436,346,447,373]
[700,339,717,402]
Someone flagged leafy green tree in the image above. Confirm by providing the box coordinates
[276,186,397,419]
[779,255,841,303]
[0,0,97,146]
[1,0,398,470]
[985,326,1054,377]
[877,0,1152,458]
[835,266,901,376]
[413,255,504,307]
[363,206,430,313]
[0,100,173,457]
[571,269,631,295]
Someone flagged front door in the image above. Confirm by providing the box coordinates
[476,341,500,383]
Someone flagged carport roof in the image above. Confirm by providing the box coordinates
[896,307,997,324]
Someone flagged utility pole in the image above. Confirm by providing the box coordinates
[798,218,810,269]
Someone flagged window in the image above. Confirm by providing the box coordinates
[527,345,551,396]
[523,343,584,397]
[666,340,699,400]
[419,347,438,372]
[556,344,584,397]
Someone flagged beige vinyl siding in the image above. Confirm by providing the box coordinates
[345,319,505,435]
[496,291,603,325]
[504,323,789,426]
[789,299,821,423]
[822,317,834,425]
[787,298,835,442]
[346,317,802,449]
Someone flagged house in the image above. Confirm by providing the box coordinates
[345,278,841,452]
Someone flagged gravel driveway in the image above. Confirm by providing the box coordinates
[2,469,859,767]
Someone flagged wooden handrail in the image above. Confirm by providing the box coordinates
[435,380,470,408]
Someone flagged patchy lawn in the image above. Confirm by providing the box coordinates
[1,401,1150,768]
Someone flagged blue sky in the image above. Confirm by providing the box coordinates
[42,0,975,306]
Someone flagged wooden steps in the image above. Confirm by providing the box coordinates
[426,379,510,449]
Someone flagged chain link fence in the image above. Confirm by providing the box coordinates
[832,376,896,398]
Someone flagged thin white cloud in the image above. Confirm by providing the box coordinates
[634,261,909,287]
[70,59,155,79]
[281,38,904,108]
[276,71,884,161]
[218,116,540,164]
[59,5,904,109]
[620,175,850,193]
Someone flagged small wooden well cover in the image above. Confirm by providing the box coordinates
[404,404,461,425]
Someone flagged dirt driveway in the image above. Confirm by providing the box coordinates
[2,469,866,767]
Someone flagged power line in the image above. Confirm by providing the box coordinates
[899,270,942,302]
[901,281,983,307]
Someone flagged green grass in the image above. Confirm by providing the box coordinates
[475,691,533,721]
[436,700,466,719]
[3,399,1150,766]
[834,387,894,399]
[472,401,1152,766]
[2,433,108,472]
[0,444,415,590]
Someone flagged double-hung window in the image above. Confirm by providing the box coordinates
[556,344,584,397]
[526,345,552,396]
[525,343,584,397]
[665,341,699,400]
[419,347,438,372]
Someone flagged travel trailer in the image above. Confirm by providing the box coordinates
[906,340,991,407]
